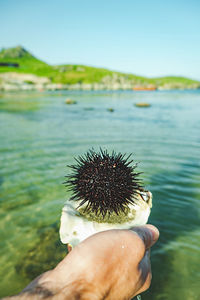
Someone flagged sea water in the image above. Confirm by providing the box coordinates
[0,90,200,299]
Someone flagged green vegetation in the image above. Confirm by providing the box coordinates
[0,46,55,80]
[78,206,135,224]
[151,76,199,89]
[0,46,200,89]
[15,223,67,281]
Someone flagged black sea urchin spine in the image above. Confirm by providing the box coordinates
[64,149,144,217]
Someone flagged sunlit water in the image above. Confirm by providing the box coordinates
[0,90,200,299]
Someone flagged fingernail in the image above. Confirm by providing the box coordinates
[146,225,159,242]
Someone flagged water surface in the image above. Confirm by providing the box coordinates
[0,90,200,299]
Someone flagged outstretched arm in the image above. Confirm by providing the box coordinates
[4,225,159,300]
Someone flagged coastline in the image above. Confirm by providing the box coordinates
[0,72,199,92]
[1,46,200,92]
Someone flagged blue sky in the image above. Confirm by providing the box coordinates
[1,0,200,80]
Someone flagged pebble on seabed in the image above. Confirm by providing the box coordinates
[134,102,151,107]
[65,98,77,104]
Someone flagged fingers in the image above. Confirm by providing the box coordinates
[130,224,159,249]
[136,270,152,295]
[130,224,159,295]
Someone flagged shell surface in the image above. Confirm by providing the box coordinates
[59,190,152,246]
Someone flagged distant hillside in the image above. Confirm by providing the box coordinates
[0,46,200,90]
[0,46,34,59]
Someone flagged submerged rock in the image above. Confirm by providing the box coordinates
[15,223,67,281]
[134,102,151,108]
[83,107,94,111]
[65,98,77,104]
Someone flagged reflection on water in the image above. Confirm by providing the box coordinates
[0,93,43,113]
[0,90,200,298]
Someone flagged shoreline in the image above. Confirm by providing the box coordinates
[1,82,200,92]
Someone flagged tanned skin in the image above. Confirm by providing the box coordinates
[4,225,159,300]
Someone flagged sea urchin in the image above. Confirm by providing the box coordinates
[60,149,152,246]
[64,149,144,217]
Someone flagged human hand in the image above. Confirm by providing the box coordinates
[19,224,159,300]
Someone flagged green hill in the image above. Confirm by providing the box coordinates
[0,46,199,89]
[0,46,55,79]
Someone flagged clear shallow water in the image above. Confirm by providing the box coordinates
[0,90,200,299]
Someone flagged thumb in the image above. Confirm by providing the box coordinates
[130,224,159,249]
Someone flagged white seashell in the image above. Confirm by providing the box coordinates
[59,191,152,247]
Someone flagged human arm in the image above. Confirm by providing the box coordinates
[4,225,159,300]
